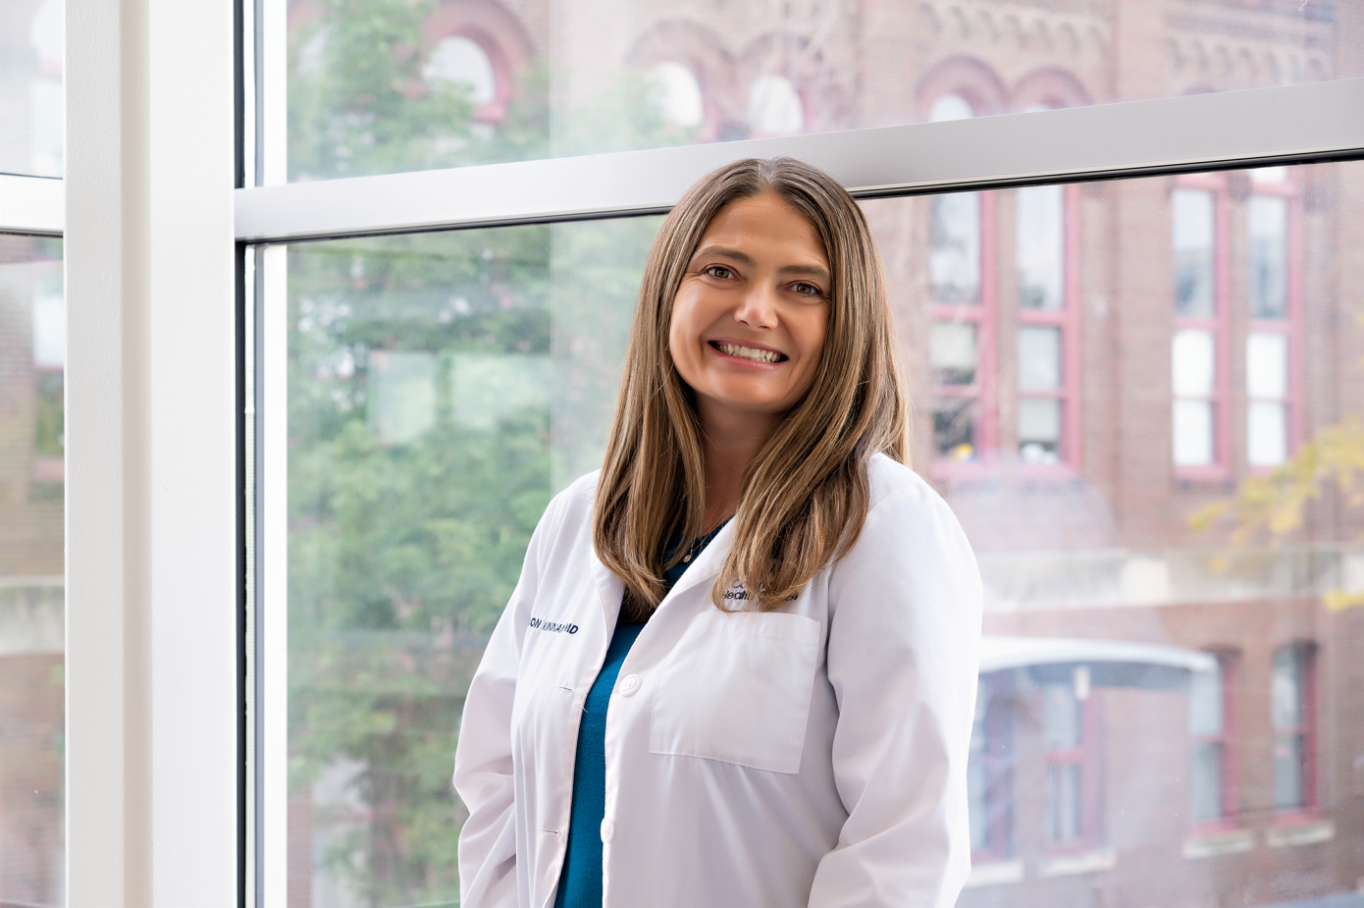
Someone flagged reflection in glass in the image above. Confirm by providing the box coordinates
[930,194,981,305]
[1016,186,1064,310]
[1173,189,1215,318]
[0,235,65,907]
[1249,196,1288,319]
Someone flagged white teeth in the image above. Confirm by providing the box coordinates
[717,342,782,364]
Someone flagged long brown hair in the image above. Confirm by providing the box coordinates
[593,157,909,617]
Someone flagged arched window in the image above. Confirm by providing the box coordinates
[424,35,498,108]
[747,75,804,135]
[649,62,704,128]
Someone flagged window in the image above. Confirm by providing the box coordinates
[1188,654,1237,828]
[1171,183,1229,474]
[968,675,1013,861]
[1246,168,1297,468]
[649,62,705,129]
[1042,674,1099,849]
[1015,184,1079,465]
[747,75,805,136]
[1272,644,1315,814]
[928,94,995,463]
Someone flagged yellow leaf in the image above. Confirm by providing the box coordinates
[1324,589,1364,613]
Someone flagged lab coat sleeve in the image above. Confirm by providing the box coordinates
[808,482,983,908]
[453,497,553,907]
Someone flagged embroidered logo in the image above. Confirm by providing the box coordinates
[723,582,799,603]
[528,616,579,634]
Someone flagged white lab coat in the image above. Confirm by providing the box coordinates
[454,453,982,908]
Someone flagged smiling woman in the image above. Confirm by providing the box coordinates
[453,158,983,908]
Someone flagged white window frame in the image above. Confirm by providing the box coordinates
[0,1,1359,900]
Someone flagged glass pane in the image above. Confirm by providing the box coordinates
[284,218,659,906]
[283,2,1357,180]
[1272,646,1304,731]
[1042,685,1080,750]
[1246,332,1288,399]
[930,321,977,386]
[929,194,980,305]
[1173,399,1214,466]
[272,159,1364,907]
[1273,734,1304,810]
[1045,764,1082,844]
[1172,328,1214,396]
[1187,665,1223,737]
[1018,325,1060,391]
[1016,185,1064,310]
[1189,741,1224,823]
[1173,189,1215,318]
[932,396,975,461]
[1248,401,1287,467]
[0,0,63,177]
[1249,196,1288,319]
[1018,398,1060,463]
[0,234,65,906]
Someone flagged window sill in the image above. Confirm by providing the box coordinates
[1183,827,1255,859]
[1174,464,1232,485]
[963,859,1025,889]
[1266,818,1334,848]
[1038,848,1117,878]
[930,457,1079,486]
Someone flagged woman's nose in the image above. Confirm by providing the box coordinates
[733,282,779,329]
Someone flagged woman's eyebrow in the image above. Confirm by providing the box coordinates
[691,244,755,267]
[778,263,831,283]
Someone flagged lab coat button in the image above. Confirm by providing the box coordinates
[618,674,640,696]
[600,818,615,843]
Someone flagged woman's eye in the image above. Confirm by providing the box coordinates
[792,282,823,297]
[704,265,735,280]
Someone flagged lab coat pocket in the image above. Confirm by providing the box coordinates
[649,610,821,774]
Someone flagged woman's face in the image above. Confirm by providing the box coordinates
[669,192,831,430]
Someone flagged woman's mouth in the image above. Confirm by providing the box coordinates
[710,341,788,364]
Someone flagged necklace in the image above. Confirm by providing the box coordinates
[680,517,730,563]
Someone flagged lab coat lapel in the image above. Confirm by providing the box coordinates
[589,547,625,630]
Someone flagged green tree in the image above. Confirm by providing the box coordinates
[283,3,678,904]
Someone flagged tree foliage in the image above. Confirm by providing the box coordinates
[284,4,675,904]
[1189,314,1364,614]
